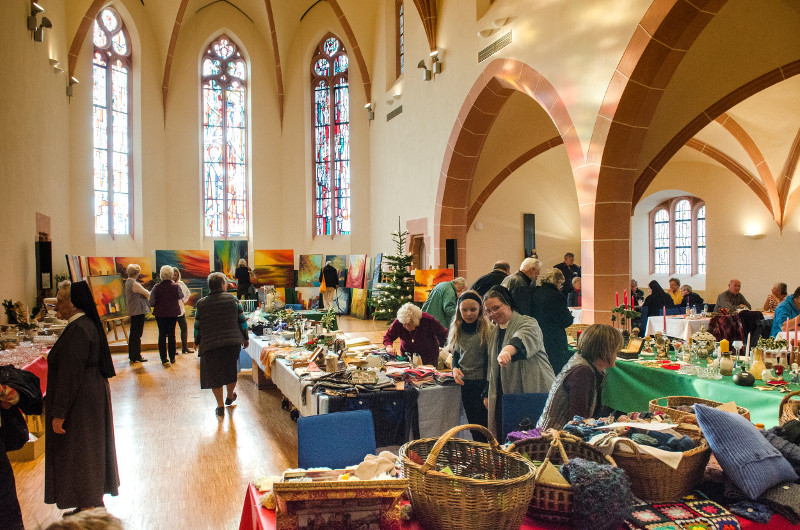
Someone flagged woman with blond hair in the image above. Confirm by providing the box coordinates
[124,263,150,364]
[537,324,623,430]
[234,258,252,300]
[383,302,448,366]
[531,268,574,375]
[172,268,193,354]
[448,290,492,441]
[149,265,182,365]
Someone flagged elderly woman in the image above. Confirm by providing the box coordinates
[124,263,150,364]
[235,258,252,300]
[172,268,193,354]
[194,272,249,417]
[566,277,581,307]
[149,265,183,365]
[538,324,623,430]
[383,302,448,366]
[764,282,788,312]
[531,268,575,376]
[45,281,119,517]
[483,285,555,439]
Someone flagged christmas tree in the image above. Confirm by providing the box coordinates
[370,220,415,321]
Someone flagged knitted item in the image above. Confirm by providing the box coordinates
[694,403,798,499]
[760,482,800,524]
[506,428,542,443]
[560,457,632,530]
[781,419,800,444]
[763,430,800,475]
[728,501,774,524]
[630,433,658,447]
[625,492,741,530]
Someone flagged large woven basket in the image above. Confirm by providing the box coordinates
[649,396,750,425]
[509,430,616,524]
[612,437,711,502]
[779,390,800,426]
[399,424,536,530]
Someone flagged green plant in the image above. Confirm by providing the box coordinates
[610,305,640,330]
[320,307,337,331]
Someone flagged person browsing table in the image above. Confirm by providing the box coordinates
[383,303,448,366]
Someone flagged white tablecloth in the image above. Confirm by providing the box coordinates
[570,308,582,324]
[776,331,799,346]
[645,316,710,341]
[243,334,466,439]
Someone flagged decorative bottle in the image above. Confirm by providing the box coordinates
[750,347,766,380]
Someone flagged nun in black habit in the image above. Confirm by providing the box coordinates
[45,281,120,516]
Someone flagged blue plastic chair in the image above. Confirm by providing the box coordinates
[638,305,649,334]
[297,410,377,469]
[501,393,549,441]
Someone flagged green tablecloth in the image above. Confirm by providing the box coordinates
[603,360,799,428]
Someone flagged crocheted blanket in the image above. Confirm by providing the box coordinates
[625,492,740,529]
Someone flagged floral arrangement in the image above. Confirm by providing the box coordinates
[2,299,36,330]
[304,334,335,351]
[757,336,788,350]
[610,304,640,333]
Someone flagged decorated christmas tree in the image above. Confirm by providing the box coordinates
[370,220,415,321]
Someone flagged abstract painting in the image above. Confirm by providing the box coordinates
[115,257,155,288]
[298,254,323,287]
[213,240,248,278]
[155,250,211,289]
[88,256,116,276]
[332,287,351,315]
[253,249,294,288]
[413,268,455,303]
[325,255,348,284]
[371,253,383,286]
[65,255,80,282]
[88,274,127,318]
[346,254,367,288]
[350,288,369,319]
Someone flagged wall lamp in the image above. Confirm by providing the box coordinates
[418,50,443,81]
[27,2,44,31]
[34,17,52,42]
[50,58,63,74]
[66,76,79,97]
[365,102,374,121]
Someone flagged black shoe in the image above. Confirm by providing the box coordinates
[139,357,148,362]
[63,508,81,518]
[162,361,170,366]
[170,357,176,364]
[215,406,224,417]
[183,348,194,353]
[225,392,237,406]
[129,359,140,364]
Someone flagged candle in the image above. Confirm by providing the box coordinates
[663,306,667,332]
[795,317,798,349]
[720,339,729,353]
[624,290,628,309]
[616,292,619,307]
[745,334,751,363]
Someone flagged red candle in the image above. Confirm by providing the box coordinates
[663,307,667,332]
[624,290,628,309]
[616,292,619,307]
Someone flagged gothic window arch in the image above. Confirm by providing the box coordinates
[396,1,404,78]
[649,197,706,276]
[202,35,248,238]
[93,6,132,235]
[312,35,350,236]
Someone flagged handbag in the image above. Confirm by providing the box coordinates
[248,269,257,284]
[1,406,30,451]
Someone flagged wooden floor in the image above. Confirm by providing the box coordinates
[12,316,390,530]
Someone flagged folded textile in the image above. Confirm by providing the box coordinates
[780,420,800,444]
[728,501,774,524]
[760,482,800,525]
[560,457,632,530]
[354,451,398,480]
[763,430,800,475]
[625,492,741,530]
[589,432,685,470]
[506,428,542,444]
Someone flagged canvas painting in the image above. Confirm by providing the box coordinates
[87,257,116,276]
[115,257,155,286]
[253,249,294,288]
[214,240,248,278]
[88,274,127,318]
[298,254,323,287]
[65,255,79,282]
[350,288,369,319]
[78,256,89,280]
[371,253,383,287]
[413,268,455,303]
[325,255,348,284]
[155,250,211,289]
[332,287,351,315]
[346,254,367,288]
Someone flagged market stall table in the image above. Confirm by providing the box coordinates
[604,358,798,428]
[569,308,581,324]
[645,315,711,341]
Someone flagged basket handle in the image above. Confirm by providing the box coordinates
[613,437,645,462]
[779,390,800,417]
[420,424,501,472]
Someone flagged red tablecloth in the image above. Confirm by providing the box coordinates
[240,483,795,530]
[22,356,47,397]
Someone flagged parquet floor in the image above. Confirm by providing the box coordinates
[12,316,390,530]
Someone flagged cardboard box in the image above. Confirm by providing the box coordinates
[8,433,45,462]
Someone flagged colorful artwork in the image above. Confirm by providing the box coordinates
[154,250,211,289]
[115,257,153,281]
[65,255,79,282]
[88,274,127,318]
[325,255,348,283]
[86,257,115,276]
[213,240,248,278]
[253,249,294,288]
[371,253,383,287]
[351,288,369,319]
[298,254,323,287]
[346,255,367,288]
[332,287,351,315]
[78,256,89,280]
[414,268,455,303]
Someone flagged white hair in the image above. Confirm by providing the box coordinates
[520,257,541,273]
[453,277,467,290]
[126,263,141,277]
[396,302,422,326]
[159,265,174,281]
[572,276,581,286]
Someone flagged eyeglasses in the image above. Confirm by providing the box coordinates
[484,304,505,315]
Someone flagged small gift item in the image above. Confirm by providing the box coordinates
[734,366,756,386]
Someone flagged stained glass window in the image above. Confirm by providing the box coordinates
[697,205,706,274]
[397,1,404,77]
[674,200,692,275]
[202,35,247,238]
[312,36,350,235]
[93,7,131,235]
[653,209,669,274]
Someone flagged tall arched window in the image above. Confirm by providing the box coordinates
[396,1,404,78]
[93,7,132,235]
[649,197,706,276]
[312,35,351,236]
[202,35,247,238]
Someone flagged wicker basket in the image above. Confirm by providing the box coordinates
[566,323,590,340]
[509,430,616,524]
[779,390,800,426]
[399,424,536,530]
[612,437,711,502]
[649,396,750,425]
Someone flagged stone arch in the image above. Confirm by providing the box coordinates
[434,59,582,278]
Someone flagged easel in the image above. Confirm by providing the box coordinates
[102,314,130,345]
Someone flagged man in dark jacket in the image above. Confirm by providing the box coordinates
[679,285,704,311]
[501,258,540,316]
[470,260,510,296]
[319,261,340,309]
[554,252,581,296]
